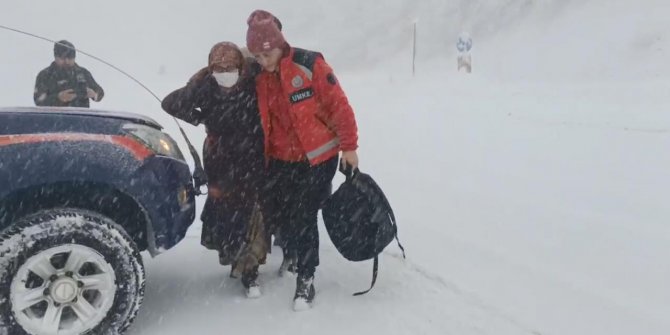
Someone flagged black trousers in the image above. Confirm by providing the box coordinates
[261,156,338,277]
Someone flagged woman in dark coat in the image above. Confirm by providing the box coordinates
[162,42,267,298]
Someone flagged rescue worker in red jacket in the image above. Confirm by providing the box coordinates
[246,9,360,311]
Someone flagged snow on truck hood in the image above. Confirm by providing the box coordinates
[0,106,163,130]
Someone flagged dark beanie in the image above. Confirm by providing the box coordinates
[54,40,76,58]
[246,10,286,54]
[208,42,244,70]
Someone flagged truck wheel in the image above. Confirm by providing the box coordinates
[0,208,145,335]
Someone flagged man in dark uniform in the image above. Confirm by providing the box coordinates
[34,40,104,108]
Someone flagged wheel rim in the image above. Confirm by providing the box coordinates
[10,244,117,335]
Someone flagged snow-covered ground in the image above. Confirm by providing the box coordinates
[1,0,669,334]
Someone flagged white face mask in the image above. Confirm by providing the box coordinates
[212,71,239,88]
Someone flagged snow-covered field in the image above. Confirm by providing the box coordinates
[1,0,669,334]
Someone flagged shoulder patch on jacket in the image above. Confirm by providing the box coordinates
[292,48,324,71]
[326,73,338,85]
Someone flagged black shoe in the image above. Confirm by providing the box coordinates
[278,249,297,277]
[242,267,261,299]
[293,274,315,311]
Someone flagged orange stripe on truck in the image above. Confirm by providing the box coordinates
[0,133,153,160]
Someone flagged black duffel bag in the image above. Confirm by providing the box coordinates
[322,164,405,296]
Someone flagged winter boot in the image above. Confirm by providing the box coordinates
[278,248,297,277]
[241,266,261,299]
[293,274,315,311]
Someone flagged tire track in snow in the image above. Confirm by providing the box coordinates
[383,251,543,335]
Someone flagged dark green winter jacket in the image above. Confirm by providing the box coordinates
[33,62,104,108]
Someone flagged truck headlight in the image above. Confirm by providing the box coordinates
[122,124,185,160]
[177,186,191,207]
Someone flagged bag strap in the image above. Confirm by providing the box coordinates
[339,160,359,180]
[352,232,405,297]
[353,255,378,296]
[352,236,405,297]
[376,184,406,260]
[388,211,406,259]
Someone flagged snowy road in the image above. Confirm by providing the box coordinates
[129,233,535,335]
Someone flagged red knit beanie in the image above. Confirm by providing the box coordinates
[246,10,286,53]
